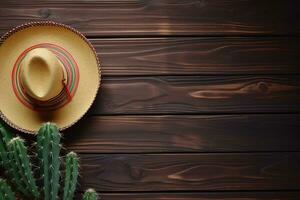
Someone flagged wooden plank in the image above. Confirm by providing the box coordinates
[90,75,300,115]
[92,37,300,76]
[0,0,299,36]
[2,37,299,76]
[65,114,300,153]
[79,153,300,191]
[76,192,300,200]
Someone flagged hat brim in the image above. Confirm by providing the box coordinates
[0,21,101,134]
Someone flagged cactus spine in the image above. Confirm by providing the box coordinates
[83,189,98,200]
[37,122,61,200]
[0,179,16,200]
[63,151,79,200]
[8,137,40,199]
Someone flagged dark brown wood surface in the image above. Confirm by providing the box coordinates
[90,76,300,114]
[0,0,299,36]
[4,37,299,75]
[1,0,300,199]
[92,37,300,75]
[65,114,300,153]
[79,153,300,191]
[2,37,300,75]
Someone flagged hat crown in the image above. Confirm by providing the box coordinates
[20,48,64,101]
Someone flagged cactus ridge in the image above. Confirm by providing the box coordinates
[0,178,16,200]
[37,123,61,200]
[8,137,40,199]
[63,151,79,200]
[83,189,98,200]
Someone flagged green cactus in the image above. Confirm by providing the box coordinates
[0,124,28,196]
[0,123,13,168]
[0,121,98,200]
[0,123,13,143]
[0,131,8,167]
[37,122,61,200]
[83,189,98,200]
[8,137,40,199]
[63,151,79,200]
[0,178,16,200]
[0,135,6,158]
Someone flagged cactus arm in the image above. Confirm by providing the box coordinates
[6,151,28,196]
[0,122,13,171]
[15,138,40,198]
[37,123,50,200]
[37,123,61,200]
[8,137,40,199]
[0,123,13,169]
[10,138,30,194]
[0,136,7,167]
[0,123,17,189]
[50,124,61,200]
[0,123,13,143]
[0,179,16,200]
[0,124,29,196]
[0,125,29,197]
[63,151,79,200]
[83,189,98,200]
[10,140,29,195]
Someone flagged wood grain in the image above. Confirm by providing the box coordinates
[1,0,300,198]
[90,75,300,115]
[76,192,300,200]
[92,37,300,76]
[64,114,300,153]
[2,37,299,76]
[79,153,300,191]
[0,0,299,36]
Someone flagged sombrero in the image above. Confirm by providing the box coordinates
[0,21,101,134]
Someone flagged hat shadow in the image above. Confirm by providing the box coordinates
[36,111,57,123]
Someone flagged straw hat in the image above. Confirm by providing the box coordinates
[0,21,101,134]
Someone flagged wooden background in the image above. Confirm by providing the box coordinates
[1,0,300,199]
